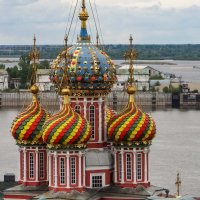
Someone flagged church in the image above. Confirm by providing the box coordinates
[3,1,160,199]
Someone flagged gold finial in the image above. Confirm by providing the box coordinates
[82,0,86,9]
[175,172,182,198]
[62,88,70,104]
[29,34,40,86]
[78,0,90,41]
[124,34,138,86]
[124,35,138,99]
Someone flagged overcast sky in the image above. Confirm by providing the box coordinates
[0,0,200,44]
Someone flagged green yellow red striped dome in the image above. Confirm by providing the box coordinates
[106,106,116,124]
[11,88,49,145]
[42,91,91,149]
[108,87,156,145]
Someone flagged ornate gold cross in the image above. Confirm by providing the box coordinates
[175,172,182,198]
[124,35,138,85]
[29,35,40,85]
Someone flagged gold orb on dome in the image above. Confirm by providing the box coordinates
[62,88,70,96]
[127,85,136,94]
[30,85,39,94]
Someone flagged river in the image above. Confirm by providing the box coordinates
[0,108,199,196]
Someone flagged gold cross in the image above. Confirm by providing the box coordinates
[175,172,181,198]
[29,34,40,86]
[124,35,138,85]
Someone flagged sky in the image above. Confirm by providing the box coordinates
[0,0,200,44]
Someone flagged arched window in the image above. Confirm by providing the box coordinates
[60,157,65,184]
[119,153,122,180]
[89,105,95,139]
[126,154,132,180]
[136,153,142,180]
[74,105,81,114]
[70,157,76,184]
[39,152,44,179]
[21,151,24,180]
[29,152,34,179]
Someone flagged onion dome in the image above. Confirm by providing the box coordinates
[42,88,91,149]
[106,106,116,124]
[50,1,116,96]
[11,85,50,145]
[107,86,156,146]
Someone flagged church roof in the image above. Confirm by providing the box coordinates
[50,1,117,96]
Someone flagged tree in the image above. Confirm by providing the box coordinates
[6,66,20,78]
[38,60,50,69]
[18,54,32,89]
[163,86,169,93]
[0,64,5,69]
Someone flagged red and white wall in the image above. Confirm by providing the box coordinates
[113,146,150,188]
[71,96,107,149]
[18,146,48,186]
[48,150,86,192]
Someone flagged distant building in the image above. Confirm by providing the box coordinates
[116,65,150,91]
[9,78,21,89]
[145,66,162,77]
[0,69,9,90]
[36,69,54,91]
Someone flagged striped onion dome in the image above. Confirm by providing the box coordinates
[11,85,50,145]
[107,86,156,146]
[106,106,116,124]
[42,88,91,149]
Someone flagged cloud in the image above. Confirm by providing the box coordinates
[0,0,200,44]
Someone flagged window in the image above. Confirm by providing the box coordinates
[39,152,44,179]
[137,153,142,180]
[60,157,65,184]
[126,154,132,180]
[29,153,34,179]
[21,152,24,179]
[70,157,76,184]
[119,153,122,180]
[75,105,81,114]
[92,176,102,188]
[89,105,95,139]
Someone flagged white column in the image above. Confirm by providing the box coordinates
[144,147,149,183]
[98,97,102,142]
[133,149,137,184]
[84,97,87,118]
[121,148,124,183]
[18,147,21,181]
[104,100,107,141]
[78,152,82,187]
[48,152,52,187]
[23,147,27,182]
[114,149,117,183]
[83,152,86,187]
[66,152,70,187]
[54,152,58,188]
[35,147,39,182]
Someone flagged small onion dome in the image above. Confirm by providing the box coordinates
[42,88,91,149]
[106,106,116,124]
[11,85,50,145]
[107,86,156,146]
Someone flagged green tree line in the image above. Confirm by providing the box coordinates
[1,44,200,60]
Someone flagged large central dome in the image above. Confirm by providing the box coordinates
[50,1,117,96]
